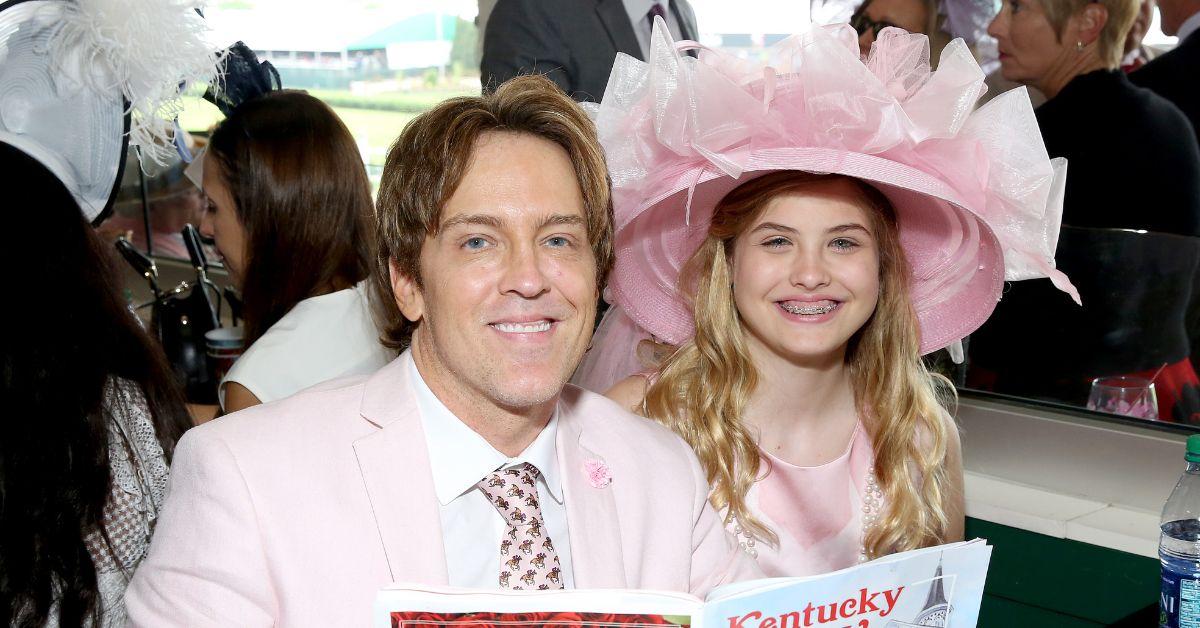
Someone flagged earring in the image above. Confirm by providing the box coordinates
[1075,40,1084,51]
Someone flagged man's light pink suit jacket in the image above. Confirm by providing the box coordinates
[125,352,760,626]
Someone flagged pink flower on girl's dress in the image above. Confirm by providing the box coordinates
[584,459,612,488]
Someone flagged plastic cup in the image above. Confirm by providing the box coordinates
[205,327,244,383]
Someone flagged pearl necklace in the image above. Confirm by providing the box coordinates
[858,467,884,562]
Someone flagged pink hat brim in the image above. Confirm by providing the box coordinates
[607,147,1004,355]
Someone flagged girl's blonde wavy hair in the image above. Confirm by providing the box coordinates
[642,171,956,558]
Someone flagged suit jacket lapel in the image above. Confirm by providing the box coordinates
[596,0,646,60]
[353,355,449,585]
[557,392,627,588]
[671,1,698,42]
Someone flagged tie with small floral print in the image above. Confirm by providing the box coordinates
[477,463,564,590]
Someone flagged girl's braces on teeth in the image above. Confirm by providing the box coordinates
[781,302,837,316]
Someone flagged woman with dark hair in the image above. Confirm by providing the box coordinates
[0,142,193,625]
[200,89,392,413]
[0,0,218,621]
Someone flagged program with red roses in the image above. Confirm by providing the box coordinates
[392,610,689,627]
[376,540,991,628]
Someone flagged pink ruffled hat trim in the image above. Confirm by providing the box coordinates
[578,19,1077,390]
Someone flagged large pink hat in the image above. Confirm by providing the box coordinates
[573,20,1079,392]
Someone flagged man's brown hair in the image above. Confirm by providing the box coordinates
[374,74,614,350]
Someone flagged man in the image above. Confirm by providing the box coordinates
[124,75,758,627]
[481,0,698,102]
[1130,0,1200,140]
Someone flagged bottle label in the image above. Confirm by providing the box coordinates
[1163,568,1200,628]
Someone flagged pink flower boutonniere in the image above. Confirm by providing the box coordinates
[584,459,612,489]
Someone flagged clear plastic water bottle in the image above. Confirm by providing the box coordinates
[1161,434,1200,628]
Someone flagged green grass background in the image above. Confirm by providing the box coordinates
[178,89,474,169]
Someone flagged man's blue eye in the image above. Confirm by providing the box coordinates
[465,237,488,250]
[547,236,570,247]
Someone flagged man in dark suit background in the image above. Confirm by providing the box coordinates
[1131,0,1200,141]
[481,0,698,102]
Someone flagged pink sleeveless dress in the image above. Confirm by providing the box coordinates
[728,421,884,577]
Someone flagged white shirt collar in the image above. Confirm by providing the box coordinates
[407,352,563,507]
[1178,11,1200,42]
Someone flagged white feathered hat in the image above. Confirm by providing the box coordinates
[0,0,222,223]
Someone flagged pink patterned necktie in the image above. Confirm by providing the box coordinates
[477,463,564,590]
